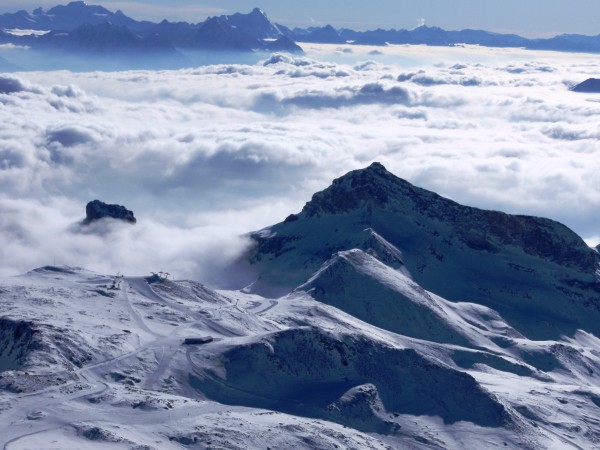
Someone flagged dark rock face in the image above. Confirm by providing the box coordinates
[302,162,394,216]
[83,200,136,225]
[572,78,600,93]
[0,318,37,372]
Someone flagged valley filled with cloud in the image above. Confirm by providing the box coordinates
[1,44,599,281]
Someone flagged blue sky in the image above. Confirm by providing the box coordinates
[4,0,600,37]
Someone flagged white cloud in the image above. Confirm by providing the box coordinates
[1,45,600,281]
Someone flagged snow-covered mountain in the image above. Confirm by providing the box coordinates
[236,163,600,337]
[225,7,286,40]
[2,164,600,449]
[291,23,600,54]
[0,3,303,61]
[0,1,153,32]
[189,10,302,54]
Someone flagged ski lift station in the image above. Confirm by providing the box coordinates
[183,336,213,345]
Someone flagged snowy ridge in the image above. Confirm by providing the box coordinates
[298,248,521,348]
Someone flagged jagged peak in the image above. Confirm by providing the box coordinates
[224,7,271,22]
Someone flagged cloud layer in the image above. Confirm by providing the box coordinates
[1,44,599,281]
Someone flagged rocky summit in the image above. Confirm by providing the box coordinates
[83,199,136,224]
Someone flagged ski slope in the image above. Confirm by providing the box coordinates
[0,262,599,449]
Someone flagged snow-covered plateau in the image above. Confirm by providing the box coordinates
[2,163,600,449]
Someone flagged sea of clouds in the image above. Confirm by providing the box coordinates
[0,44,599,282]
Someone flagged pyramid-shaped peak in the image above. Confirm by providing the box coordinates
[223,7,283,39]
[250,7,267,16]
[334,161,401,184]
[333,161,405,193]
[301,162,415,217]
[362,161,388,175]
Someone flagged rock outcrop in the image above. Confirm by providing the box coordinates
[83,200,136,225]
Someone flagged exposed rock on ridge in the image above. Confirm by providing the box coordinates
[83,200,136,225]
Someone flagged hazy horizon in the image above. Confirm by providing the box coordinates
[2,0,600,38]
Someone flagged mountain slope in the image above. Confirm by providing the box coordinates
[38,22,177,53]
[2,260,600,448]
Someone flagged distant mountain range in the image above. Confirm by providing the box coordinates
[1,1,600,70]
[295,24,600,53]
[0,2,303,70]
[0,1,152,32]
